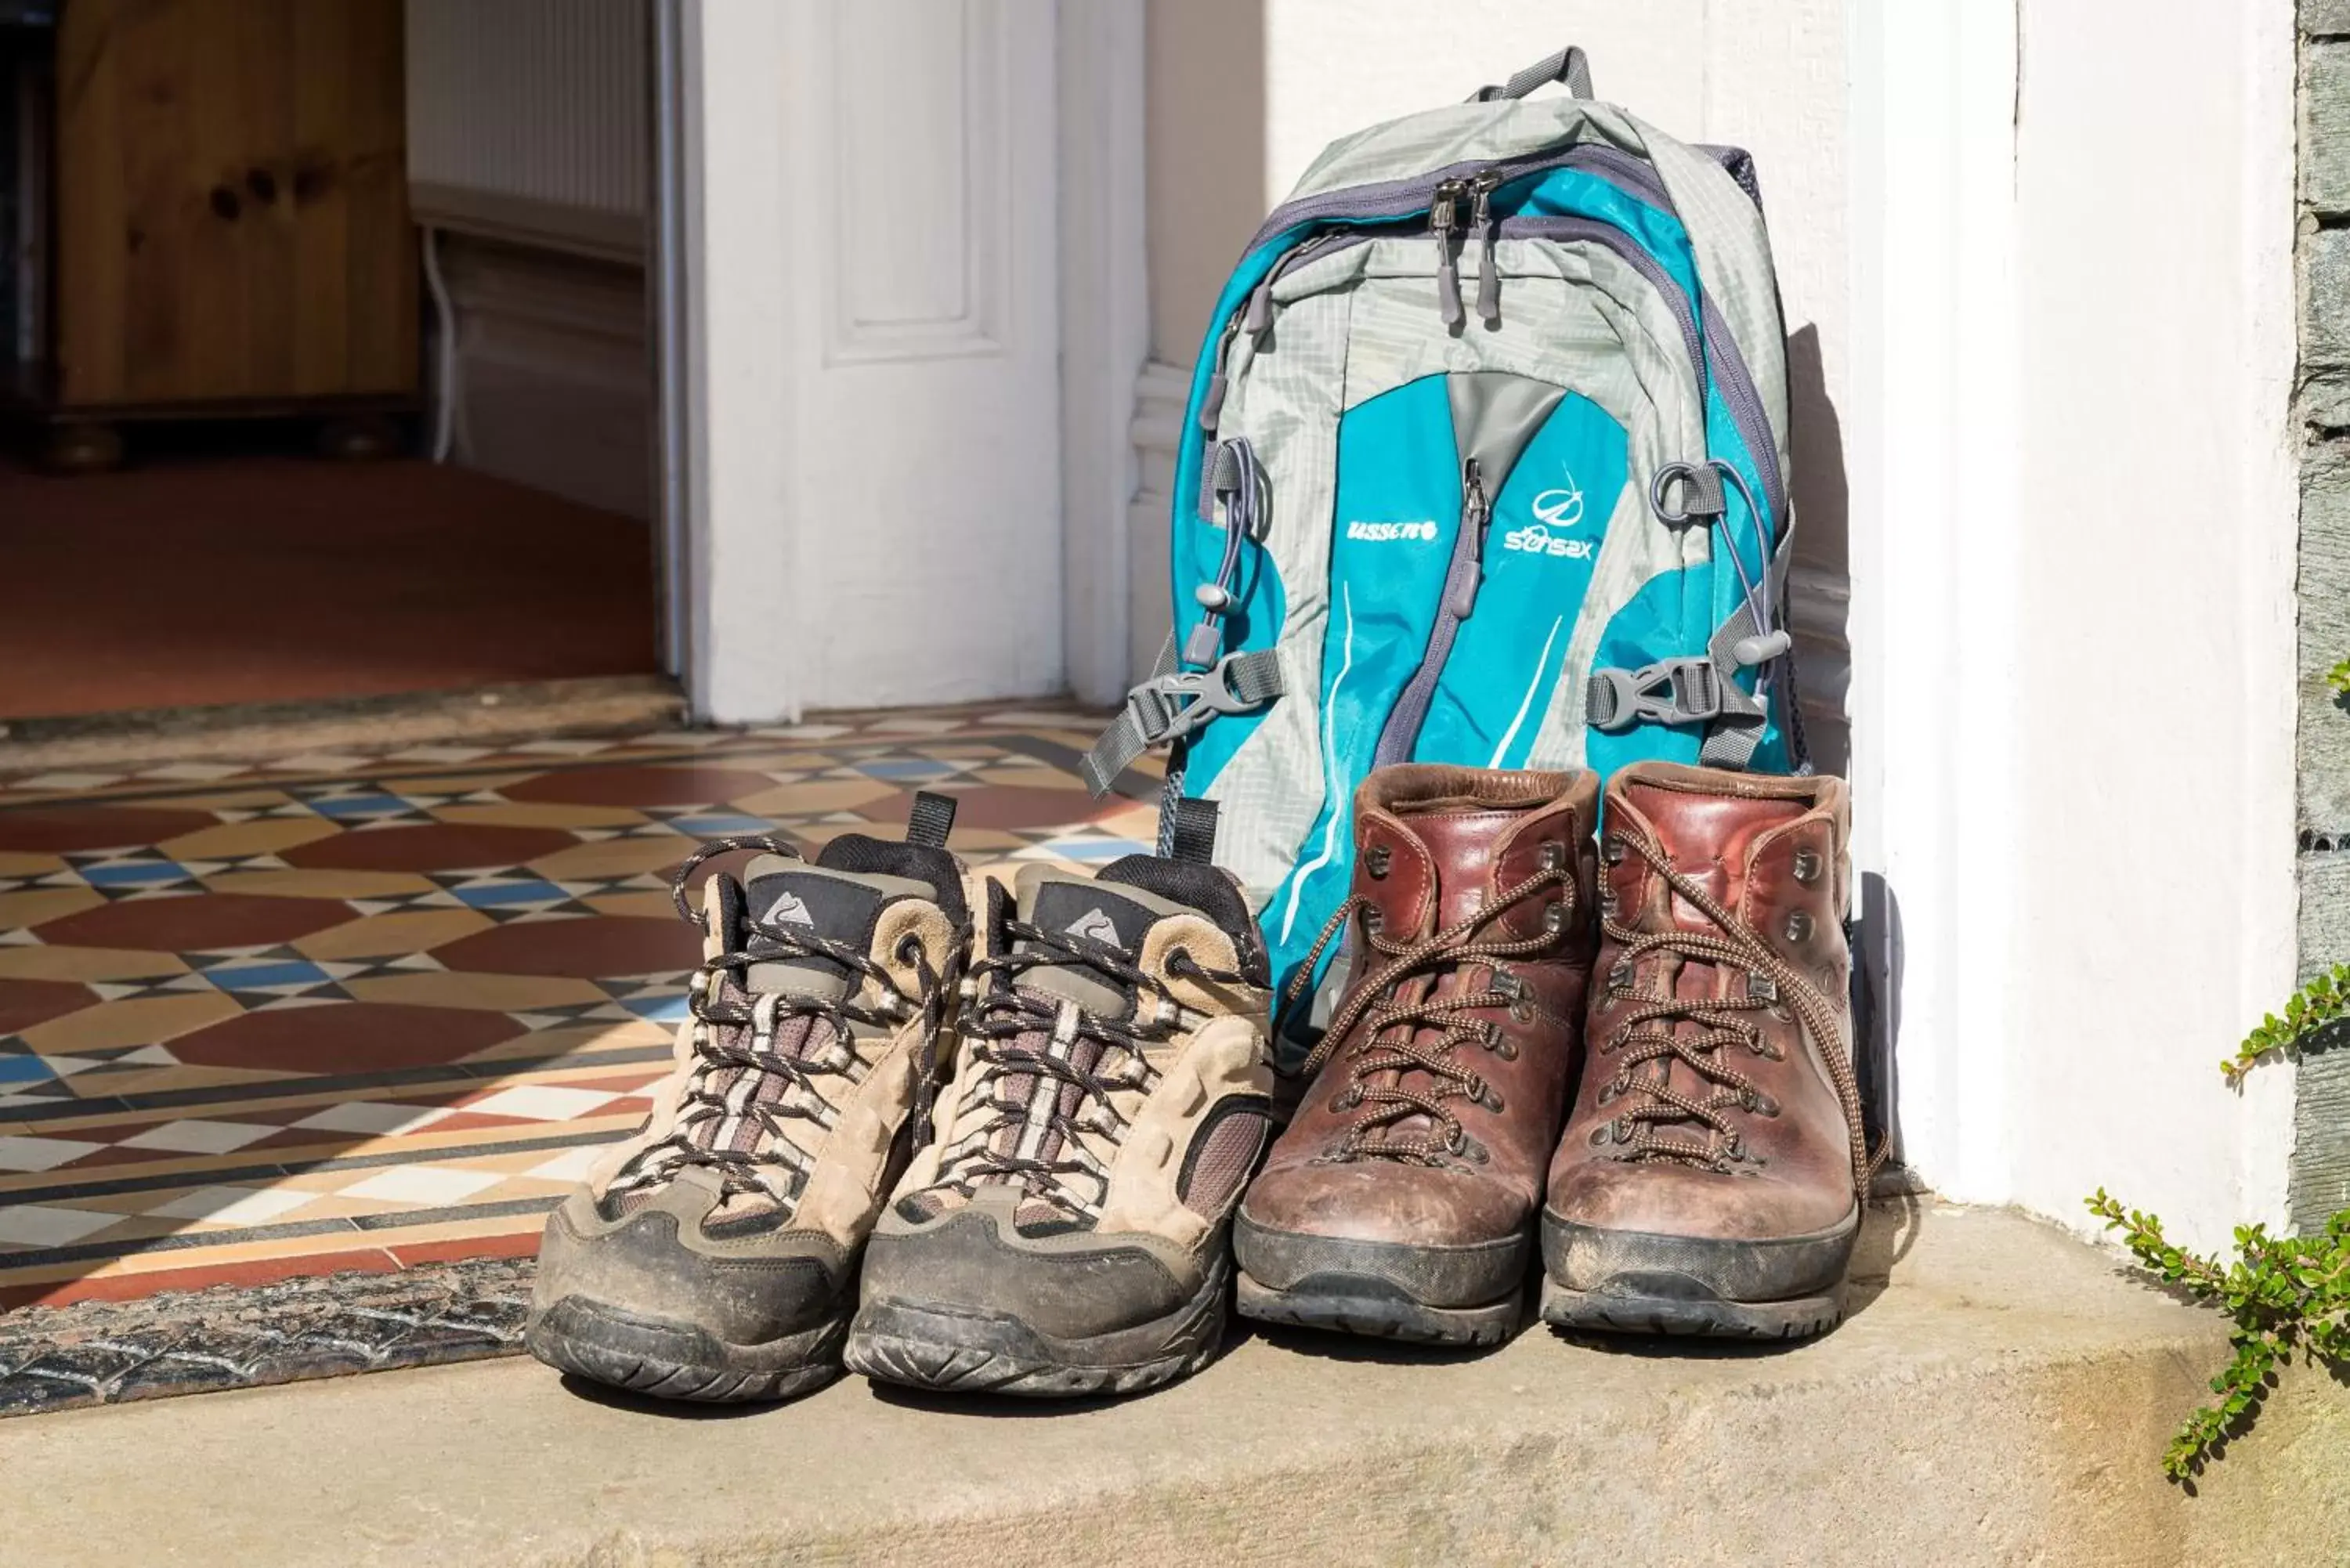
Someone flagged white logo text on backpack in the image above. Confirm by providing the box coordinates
[1507,475,1593,558]
[1345,519,1440,543]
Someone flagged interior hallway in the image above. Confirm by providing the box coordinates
[0,451,660,719]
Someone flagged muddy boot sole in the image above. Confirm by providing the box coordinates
[843,1257,1228,1399]
[526,1295,850,1403]
[1537,1209,1859,1341]
[1231,1215,1529,1347]
[1233,1270,1520,1345]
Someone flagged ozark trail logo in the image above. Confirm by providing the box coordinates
[1065,908,1122,945]
[767,891,815,928]
[1506,471,1595,559]
[1345,519,1440,543]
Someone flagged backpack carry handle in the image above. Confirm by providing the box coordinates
[1470,44,1594,104]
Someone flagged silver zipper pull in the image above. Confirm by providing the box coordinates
[1470,173,1502,325]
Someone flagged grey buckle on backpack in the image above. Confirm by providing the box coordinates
[1079,649,1284,797]
[1587,657,1722,732]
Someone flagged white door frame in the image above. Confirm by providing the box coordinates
[1055,0,1152,710]
[656,0,1149,722]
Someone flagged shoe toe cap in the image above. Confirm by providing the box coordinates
[532,1189,844,1346]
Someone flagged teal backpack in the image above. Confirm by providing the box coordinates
[1083,45,1806,1017]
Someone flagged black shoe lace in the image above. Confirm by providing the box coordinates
[608,836,958,1205]
[929,917,1245,1223]
[1282,854,1574,1162]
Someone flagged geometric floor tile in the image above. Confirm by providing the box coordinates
[338,1165,504,1206]
[148,1186,320,1227]
[0,1136,105,1172]
[116,1119,280,1155]
[0,703,1147,1383]
[288,1101,456,1137]
[457,1085,618,1122]
[0,1204,119,1248]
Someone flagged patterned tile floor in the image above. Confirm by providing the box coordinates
[0,706,1152,1313]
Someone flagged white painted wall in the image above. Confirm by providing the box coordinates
[1849,0,2301,1251]
[1139,0,2303,1248]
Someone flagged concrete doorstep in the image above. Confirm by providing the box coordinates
[3,1202,2346,1568]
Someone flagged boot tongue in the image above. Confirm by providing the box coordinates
[741,853,931,1000]
[1010,862,1194,1017]
[1618,781,1806,934]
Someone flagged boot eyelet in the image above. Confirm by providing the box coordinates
[1510,997,1534,1024]
[1538,841,1566,873]
[1362,907,1384,934]
[1602,836,1627,866]
[1589,1123,1611,1147]
[1607,959,1634,994]
[1489,1035,1518,1061]
[1783,910,1813,944]
[1792,849,1823,884]
[1332,1086,1362,1111]
[1542,903,1566,936]
[1366,845,1393,879]
[1480,1086,1506,1113]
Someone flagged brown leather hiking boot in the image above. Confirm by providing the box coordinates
[1233,765,1599,1346]
[1541,762,1874,1340]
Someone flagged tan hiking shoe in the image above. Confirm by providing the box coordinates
[1542,763,1873,1339]
[845,845,1274,1397]
[526,795,970,1402]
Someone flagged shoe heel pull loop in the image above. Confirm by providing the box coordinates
[904,791,958,848]
[1165,795,1220,865]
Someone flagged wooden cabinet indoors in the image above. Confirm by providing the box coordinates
[8,0,418,459]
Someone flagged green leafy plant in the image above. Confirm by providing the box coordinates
[2330,656,2350,697]
[2221,963,2350,1084]
[2085,1193,2350,1480]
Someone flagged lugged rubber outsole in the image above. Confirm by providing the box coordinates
[1538,1275,1846,1340]
[844,1260,1228,1399]
[1234,1269,1522,1347]
[1231,1278,1523,1353]
[1537,1209,1859,1342]
[526,1295,848,1404]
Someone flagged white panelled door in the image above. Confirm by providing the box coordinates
[683,0,1067,720]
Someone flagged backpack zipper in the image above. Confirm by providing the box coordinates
[1211,146,1785,537]
[1430,179,1468,330]
[1373,457,1489,766]
[1468,171,1504,326]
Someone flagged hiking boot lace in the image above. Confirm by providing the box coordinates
[925,918,1246,1223]
[1282,854,1574,1162]
[1596,828,1882,1196]
[606,837,956,1209]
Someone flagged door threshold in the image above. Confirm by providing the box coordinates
[0,675,687,772]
